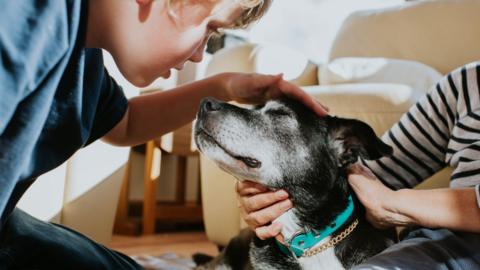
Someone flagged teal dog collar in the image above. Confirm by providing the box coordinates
[276,195,355,258]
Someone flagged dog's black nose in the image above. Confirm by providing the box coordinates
[203,98,221,112]
[199,98,222,117]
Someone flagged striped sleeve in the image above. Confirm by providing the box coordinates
[363,62,480,193]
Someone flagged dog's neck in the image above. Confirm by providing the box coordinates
[287,169,352,227]
[273,167,355,243]
[275,209,346,269]
[274,196,354,243]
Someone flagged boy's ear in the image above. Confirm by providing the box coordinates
[326,116,393,167]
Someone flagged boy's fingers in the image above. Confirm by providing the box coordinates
[235,180,269,196]
[255,223,283,240]
[276,80,329,116]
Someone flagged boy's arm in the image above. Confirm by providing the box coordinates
[103,72,328,146]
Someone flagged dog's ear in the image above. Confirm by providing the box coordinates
[327,116,393,167]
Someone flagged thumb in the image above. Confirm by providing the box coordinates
[348,173,375,200]
[348,174,372,207]
[348,174,363,193]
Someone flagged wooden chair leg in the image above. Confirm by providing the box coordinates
[143,141,161,235]
[113,150,135,234]
[196,157,202,206]
[175,156,187,204]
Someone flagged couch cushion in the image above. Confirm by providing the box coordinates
[304,83,423,136]
[318,57,442,92]
[253,44,319,86]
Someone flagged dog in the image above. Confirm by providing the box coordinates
[193,97,397,269]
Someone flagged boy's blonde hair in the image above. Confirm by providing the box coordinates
[233,0,272,28]
[167,0,272,28]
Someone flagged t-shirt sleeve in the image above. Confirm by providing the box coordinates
[84,68,128,146]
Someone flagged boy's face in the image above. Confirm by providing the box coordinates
[109,0,244,87]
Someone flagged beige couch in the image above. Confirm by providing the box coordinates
[199,0,480,246]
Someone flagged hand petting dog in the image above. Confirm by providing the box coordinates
[216,72,329,116]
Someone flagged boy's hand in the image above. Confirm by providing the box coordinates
[236,180,292,240]
[215,72,329,116]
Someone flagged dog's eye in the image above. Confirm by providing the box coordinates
[265,109,291,117]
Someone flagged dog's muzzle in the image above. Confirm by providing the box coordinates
[196,98,262,169]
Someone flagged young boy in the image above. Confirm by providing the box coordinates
[0,0,328,269]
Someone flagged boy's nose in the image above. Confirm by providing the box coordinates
[174,63,185,70]
[190,44,205,63]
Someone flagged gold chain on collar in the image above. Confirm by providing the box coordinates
[303,219,359,257]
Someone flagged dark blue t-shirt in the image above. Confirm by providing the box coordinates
[0,1,128,226]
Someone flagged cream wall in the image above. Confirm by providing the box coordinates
[17,164,67,224]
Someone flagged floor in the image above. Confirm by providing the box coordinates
[108,231,219,258]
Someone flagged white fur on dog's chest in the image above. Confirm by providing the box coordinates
[298,246,344,270]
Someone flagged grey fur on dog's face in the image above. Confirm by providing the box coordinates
[194,98,311,186]
[194,97,391,189]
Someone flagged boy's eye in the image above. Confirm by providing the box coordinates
[208,27,222,37]
[207,21,225,37]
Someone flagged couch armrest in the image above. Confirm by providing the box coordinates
[200,157,241,246]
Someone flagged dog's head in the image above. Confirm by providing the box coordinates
[194,97,392,189]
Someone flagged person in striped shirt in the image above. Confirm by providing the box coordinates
[236,62,480,269]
